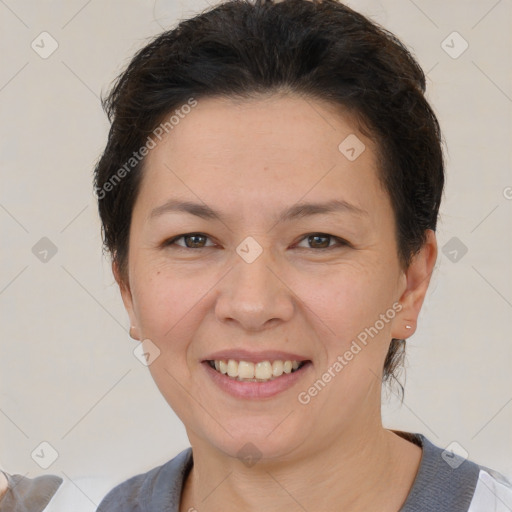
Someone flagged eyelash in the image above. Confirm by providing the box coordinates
[163,233,350,251]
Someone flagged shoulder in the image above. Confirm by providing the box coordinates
[96,448,193,512]
[1,470,120,512]
[468,467,512,511]
[0,471,63,512]
[395,431,512,512]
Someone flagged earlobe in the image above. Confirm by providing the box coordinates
[112,260,140,340]
[392,230,438,340]
[129,325,140,341]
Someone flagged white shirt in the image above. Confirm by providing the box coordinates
[468,468,512,511]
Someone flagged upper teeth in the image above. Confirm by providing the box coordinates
[211,359,301,381]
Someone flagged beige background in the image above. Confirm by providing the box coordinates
[1,0,511,501]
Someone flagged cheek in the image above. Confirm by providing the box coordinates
[298,264,379,329]
[129,259,230,368]
[131,271,201,400]
[294,262,398,363]
[131,267,202,348]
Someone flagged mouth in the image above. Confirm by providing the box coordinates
[206,358,309,382]
[201,350,313,399]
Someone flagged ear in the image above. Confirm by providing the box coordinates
[112,260,140,340]
[392,229,438,340]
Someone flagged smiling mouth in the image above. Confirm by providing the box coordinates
[206,359,309,382]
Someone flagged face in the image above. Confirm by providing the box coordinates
[116,94,435,461]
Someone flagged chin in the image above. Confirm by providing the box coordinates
[196,417,307,463]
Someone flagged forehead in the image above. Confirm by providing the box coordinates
[135,94,389,224]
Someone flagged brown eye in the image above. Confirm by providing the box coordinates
[165,233,214,249]
[296,233,349,250]
[308,234,331,249]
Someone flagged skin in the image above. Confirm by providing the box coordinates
[114,93,437,512]
[0,472,7,501]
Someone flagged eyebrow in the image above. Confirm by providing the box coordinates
[149,198,368,224]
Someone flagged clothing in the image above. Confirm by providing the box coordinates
[96,431,512,512]
[0,472,114,512]
[0,472,62,512]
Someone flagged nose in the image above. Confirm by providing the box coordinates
[214,247,295,332]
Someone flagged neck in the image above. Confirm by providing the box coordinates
[181,424,420,512]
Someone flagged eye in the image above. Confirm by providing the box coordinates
[295,233,349,250]
[163,232,350,251]
[164,233,216,249]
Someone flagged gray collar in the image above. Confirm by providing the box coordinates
[400,433,480,511]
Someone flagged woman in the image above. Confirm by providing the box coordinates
[93,1,512,510]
